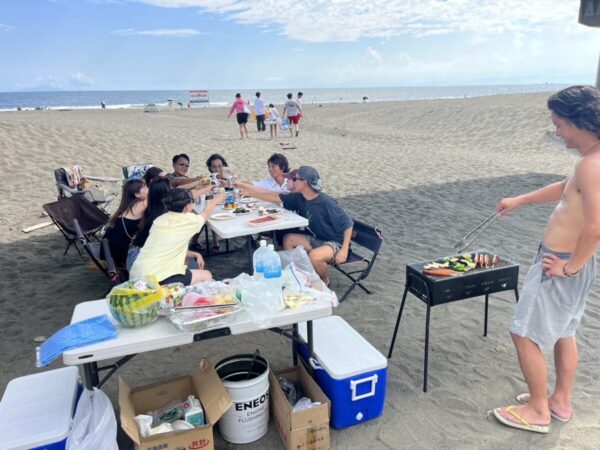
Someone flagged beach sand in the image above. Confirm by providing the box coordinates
[1,93,599,449]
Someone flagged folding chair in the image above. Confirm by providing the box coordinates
[54,166,118,214]
[332,219,383,303]
[74,219,122,293]
[42,196,109,256]
[122,163,153,180]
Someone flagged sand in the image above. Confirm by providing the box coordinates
[1,93,599,449]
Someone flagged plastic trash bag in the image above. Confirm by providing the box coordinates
[67,388,118,450]
[278,247,338,307]
[292,397,322,412]
[36,315,117,367]
[229,273,283,328]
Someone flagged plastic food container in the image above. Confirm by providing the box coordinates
[166,303,242,332]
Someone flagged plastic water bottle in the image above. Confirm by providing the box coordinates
[262,244,283,294]
[252,240,268,278]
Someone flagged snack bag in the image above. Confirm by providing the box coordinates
[107,276,169,328]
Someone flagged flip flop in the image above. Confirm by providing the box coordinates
[516,393,571,423]
[492,406,550,434]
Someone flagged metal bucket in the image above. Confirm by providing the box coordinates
[215,354,270,444]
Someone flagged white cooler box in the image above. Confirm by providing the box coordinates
[0,367,81,450]
[299,316,387,429]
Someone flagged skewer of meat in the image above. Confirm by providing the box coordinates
[484,254,490,268]
[474,254,480,267]
[492,255,499,267]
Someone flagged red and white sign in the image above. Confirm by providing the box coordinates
[189,89,209,103]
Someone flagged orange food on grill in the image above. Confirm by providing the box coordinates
[423,268,461,277]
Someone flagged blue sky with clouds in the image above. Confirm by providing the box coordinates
[1,0,599,91]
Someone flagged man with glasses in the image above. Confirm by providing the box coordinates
[168,153,209,189]
[241,165,353,284]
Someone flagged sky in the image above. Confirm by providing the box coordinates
[1,0,600,91]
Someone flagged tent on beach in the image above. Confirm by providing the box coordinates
[143,103,159,113]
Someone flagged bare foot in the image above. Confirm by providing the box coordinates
[517,393,572,421]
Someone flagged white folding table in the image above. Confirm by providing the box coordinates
[63,299,331,389]
[196,200,309,270]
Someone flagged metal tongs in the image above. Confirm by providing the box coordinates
[453,211,501,253]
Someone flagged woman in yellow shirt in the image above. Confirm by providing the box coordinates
[130,188,225,285]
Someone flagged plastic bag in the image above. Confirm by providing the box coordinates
[36,315,117,367]
[107,276,169,328]
[67,388,118,450]
[292,397,322,412]
[229,273,283,328]
[278,247,338,307]
[277,377,297,406]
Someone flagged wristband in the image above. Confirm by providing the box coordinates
[562,263,580,278]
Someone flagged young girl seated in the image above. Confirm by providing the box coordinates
[129,188,225,285]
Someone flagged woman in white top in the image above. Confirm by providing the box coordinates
[265,103,281,140]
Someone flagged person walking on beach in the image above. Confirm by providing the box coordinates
[266,103,280,140]
[492,85,600,434]
[283,93,302,137]
[228,93,250,139]
[254,92,266,133]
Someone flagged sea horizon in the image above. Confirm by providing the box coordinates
[0,83,571,112]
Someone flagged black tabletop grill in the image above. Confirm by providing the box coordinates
[406,250,520,305]
[388,249,520,392]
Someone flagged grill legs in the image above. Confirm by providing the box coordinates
[389,286,520,392]
[423,303,431,393]
[387,285,409,359]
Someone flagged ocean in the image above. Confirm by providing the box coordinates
[0,84,569,112]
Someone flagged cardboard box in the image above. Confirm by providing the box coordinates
[270,363,331,450]
[119,358,232,450]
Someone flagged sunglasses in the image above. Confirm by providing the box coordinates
[292,177,305,182]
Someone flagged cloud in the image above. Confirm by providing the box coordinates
[0,23,15,32]
[15,73,94,91]
[112,28,202,37]
[366,47,383,64]
[130,0,581,43]
[70,72,94,87]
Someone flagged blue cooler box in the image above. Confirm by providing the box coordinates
[299,316,387,429]
[0,367,80,450]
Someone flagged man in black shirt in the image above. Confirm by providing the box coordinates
[240,166,353,283]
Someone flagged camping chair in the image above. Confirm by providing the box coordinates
[54,166,118,214]
[42,196,109,256]
[122,163,153,180]
[332,219,383,303]
[74,219,122,293]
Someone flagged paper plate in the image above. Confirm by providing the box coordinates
[210,213,235,221]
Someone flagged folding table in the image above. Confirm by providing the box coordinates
[63,299,331,389]
[197,200,309,270]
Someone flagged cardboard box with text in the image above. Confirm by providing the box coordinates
[119,358,232,450]
[270,363,330,450]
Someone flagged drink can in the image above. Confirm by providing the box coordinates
[233,188,240,203]
[226,191,234,204]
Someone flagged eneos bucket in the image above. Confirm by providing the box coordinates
[215,354,270,444]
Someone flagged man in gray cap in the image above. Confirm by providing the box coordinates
[240,165,353,283]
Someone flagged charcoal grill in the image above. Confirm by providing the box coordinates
[387,249,520,392]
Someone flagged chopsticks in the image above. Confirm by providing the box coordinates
[453,211,501,253]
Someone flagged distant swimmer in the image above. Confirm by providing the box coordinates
[101,101,106,109]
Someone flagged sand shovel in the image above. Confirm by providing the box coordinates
[453,211,501,253]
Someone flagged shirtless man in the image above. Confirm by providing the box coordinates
[492,86,600,433]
